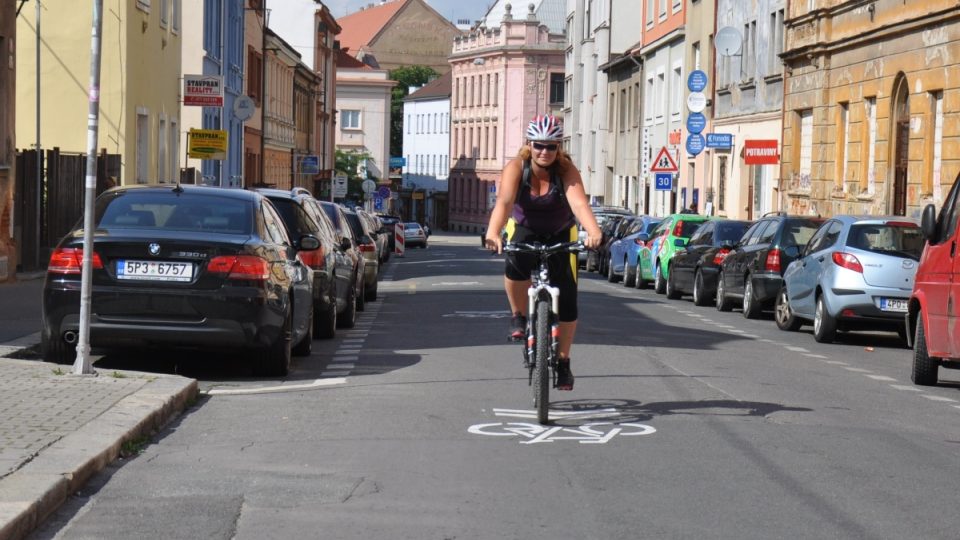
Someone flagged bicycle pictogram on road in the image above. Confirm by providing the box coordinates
[467,408,657,444]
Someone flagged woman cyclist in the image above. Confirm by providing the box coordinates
[484,114,602,390]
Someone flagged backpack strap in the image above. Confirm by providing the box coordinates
[514,159,533,205]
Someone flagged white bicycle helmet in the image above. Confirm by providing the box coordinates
[526,114,563,142]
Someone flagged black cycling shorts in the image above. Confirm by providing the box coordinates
[504,219,579,322]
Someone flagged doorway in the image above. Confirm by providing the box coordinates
[891,73,909,216]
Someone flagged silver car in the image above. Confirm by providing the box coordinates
[776,215,924,343]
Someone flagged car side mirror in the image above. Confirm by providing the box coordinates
[340,237,352,251]
[921,203,937,242]
[674,238,686,248]
[297,234,320,251]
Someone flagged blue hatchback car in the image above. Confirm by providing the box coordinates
[607,216,663,286]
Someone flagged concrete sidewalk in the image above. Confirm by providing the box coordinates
[0,277,198,540]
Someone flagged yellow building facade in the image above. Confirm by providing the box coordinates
[782,1,960,218]
[17,0,182,185]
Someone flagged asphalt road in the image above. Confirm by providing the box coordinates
[31,233,960,540]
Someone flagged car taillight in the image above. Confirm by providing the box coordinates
[207,255,270,280]
[48,247,103,274]
[712,247,731,265]
[765,248,782,273]
[358,243,376,253]
[832,251,863,273]
[298,248,326,270]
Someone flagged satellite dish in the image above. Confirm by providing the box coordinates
[715,26,742,57]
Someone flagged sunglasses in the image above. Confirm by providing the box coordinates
[531,142,559,152]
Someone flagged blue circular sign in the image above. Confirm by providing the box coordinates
[377,185,391,198]
[686,112,706,134]
[687,70,708,93]
[686,134,705,157]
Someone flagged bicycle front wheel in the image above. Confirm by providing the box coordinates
[533,297,551,424]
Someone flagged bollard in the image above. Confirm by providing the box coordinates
[394,223,405,257]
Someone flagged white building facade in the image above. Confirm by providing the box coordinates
[401,73,452,227]
[334,57,395,185]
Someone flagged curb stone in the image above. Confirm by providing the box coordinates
[0,370,198,540]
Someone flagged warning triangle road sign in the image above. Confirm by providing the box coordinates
[650,146,679,173]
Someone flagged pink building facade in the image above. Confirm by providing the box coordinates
[447,3,565,233]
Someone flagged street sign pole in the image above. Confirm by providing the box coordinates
[75,0,104,375]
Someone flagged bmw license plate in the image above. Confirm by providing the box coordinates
[116,260,193,282]
[880,298,908,312]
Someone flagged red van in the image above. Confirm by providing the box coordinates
[907,177,960,385]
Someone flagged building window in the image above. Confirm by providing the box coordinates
[247,47,262,104]
[863,97,876,193]
[549,73,565,105]
[656,70,665,123]
[692,41,701,71]
[341,109,361,129]
[836,102,849,191]
[769,9,785,74]
[160,0,168,27]
[799,109,813,189]
[742,20,756,80]
[717,156,727,212]
[646,0,654,27]
[931,91,944,198]
[137,0,150,13]
[659,0,667,19]
[645,75,654,125]
[137,110,149,183]
[492,126,497,159]
[633,82,640,128]
[671,64,682,119]
[172,0,180,33]
[493,73,499,106]
[158,116,167,182]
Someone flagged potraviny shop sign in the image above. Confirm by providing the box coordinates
[743,140,780,165]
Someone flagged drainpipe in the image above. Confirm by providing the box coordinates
[35,0,41,268]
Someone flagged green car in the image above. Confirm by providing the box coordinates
[637,213,711,293]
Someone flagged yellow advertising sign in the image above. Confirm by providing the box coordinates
[188,129,228,160]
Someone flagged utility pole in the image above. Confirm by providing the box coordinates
[75,0,104,375]
[34,0,41,269]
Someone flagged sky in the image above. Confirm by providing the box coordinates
[267,0,493,68]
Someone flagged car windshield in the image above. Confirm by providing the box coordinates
[783,219,823,247]
[97,192,251,234]
[268,198,318,237]
[404,223,420,230]
[677,220,703,237]
[716,222,751,244]
[848,223,924,260]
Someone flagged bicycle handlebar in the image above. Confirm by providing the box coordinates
[502,241,587,254]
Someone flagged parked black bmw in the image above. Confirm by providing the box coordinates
[41,185,318,376]
[666,219,752,305]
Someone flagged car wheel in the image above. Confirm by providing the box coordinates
[42,331,74,365]
[774,286,802,331]
[256,307,291,376]
[911,319,939,386]
[338,284,357,329]
[292,309,313,357]
[315,291,337,340]
[654,263,666,294]
[607,256,619,282]
[356,276,366,312]
[742,278,762,319]
[665,266,681,299]
[635,262,649,290]
[623,262,636,287]
[716,271,734,312]
[365,278,378,302]
[692,269,709,306]
[813,295,837,343]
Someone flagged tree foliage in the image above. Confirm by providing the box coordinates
[335,149,373,202]
[388,66,440,157]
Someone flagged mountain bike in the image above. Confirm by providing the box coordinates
[503,241,585,424]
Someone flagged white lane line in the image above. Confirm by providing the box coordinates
[804,354,828,359]
[727,329,745,334]
[890,384,923,392]
[922,395,958,403]
[716,325,735,329]
[327,362,356,369]
[785,346,809,352]
[324,370,352,376]
[844,367,873,373]
[866,375,897,382]
[207,378,346,395]
[760,339,774,343]
[824,360,848,365]
[338,345,362,350]
[741,334,759,339]
[342,339,365,343]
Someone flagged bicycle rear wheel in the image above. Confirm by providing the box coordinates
[533,297,551,424]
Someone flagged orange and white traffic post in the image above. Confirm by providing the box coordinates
[394,223,405,257]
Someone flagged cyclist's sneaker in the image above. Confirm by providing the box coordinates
[556,358,574,391]
[509,312,526,341]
